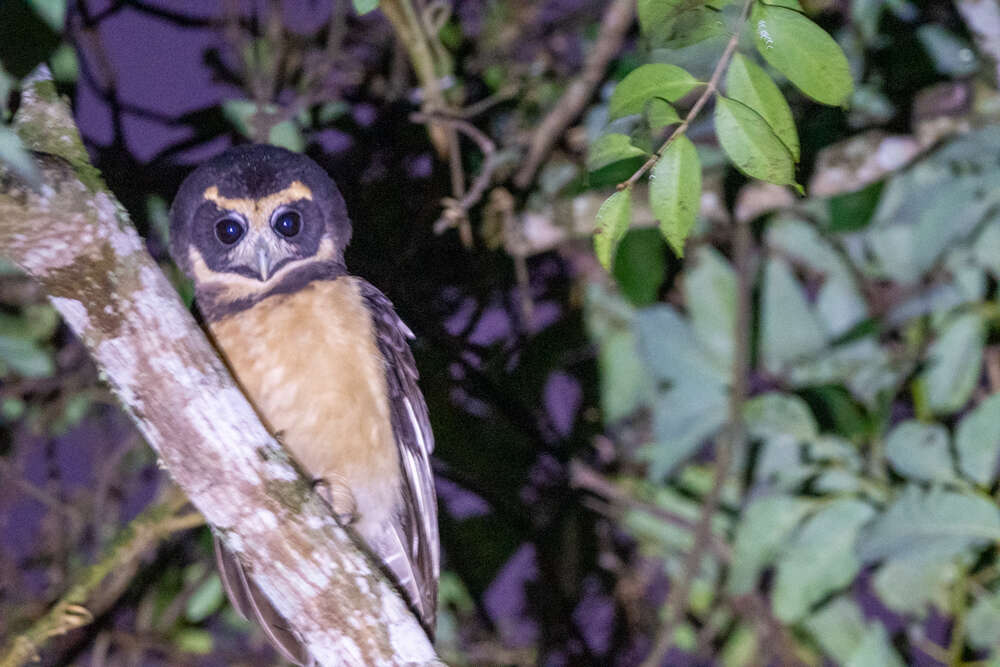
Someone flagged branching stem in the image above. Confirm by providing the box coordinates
[619,0,755,192]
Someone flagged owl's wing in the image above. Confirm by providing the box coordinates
[213,537,314,666]
[360,279,440,637]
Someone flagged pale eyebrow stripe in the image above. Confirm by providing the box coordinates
[202,181,314,230]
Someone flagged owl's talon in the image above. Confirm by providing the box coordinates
[312,475,358,525]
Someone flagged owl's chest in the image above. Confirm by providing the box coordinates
[207,279,400,514]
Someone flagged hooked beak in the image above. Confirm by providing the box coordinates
[256,245,272,282]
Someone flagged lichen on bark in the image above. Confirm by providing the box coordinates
[0,67,439,666]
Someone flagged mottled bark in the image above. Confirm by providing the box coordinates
[0,69,438,666]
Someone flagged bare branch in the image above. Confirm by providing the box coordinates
[0,487,197,667]
[513,0,635,189]
[0,69,439,667]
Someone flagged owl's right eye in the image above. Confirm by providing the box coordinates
[215,218,245,245]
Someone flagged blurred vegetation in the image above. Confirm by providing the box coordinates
[3,0,1000,665]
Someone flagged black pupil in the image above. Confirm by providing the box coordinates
[215,219,244,244]
[274,211,301,237]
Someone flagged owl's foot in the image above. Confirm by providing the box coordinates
[312,474,358,525]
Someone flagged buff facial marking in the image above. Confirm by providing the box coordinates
[203,181,314,231]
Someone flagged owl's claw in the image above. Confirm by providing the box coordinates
[312,475,358,525]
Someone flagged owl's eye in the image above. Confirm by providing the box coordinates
[273,211,301,238]
[215,218,245,245]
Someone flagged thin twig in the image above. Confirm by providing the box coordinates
[570,461,732,562]
[0,487,196,667]
[639,213,753,667]
[513,0,635,189]
[411,111,498,235]
[619,0,754,192]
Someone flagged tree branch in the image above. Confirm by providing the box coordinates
[513,0,635,190]
[0,486,199,667]
[0,69,439,666]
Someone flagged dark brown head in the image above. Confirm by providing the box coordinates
[169,144,351,314]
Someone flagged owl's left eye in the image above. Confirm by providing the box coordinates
[273,211,301,238]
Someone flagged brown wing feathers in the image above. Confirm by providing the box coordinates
[361,280,440,637]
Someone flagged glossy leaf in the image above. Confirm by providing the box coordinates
[609,64,699,119]
[751,4,853,106]
[646,98,682,130]
[725,53,799,161]
[714,96,796,186]
[587,133,649,173]
[638,0,728,48]
[649,135,701,255]
[955,392,1000,486]
[594,190,633,270]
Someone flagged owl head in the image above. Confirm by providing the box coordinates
[169,144,352,310]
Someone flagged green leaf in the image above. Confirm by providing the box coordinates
[353,0,379,14]
[172,628,214,655]
[728,494,814,594]
[772,498,874,622]
[587,133,649,173]
[0,335,54,378]
[649,135,701,255]
[750,4,853,106]
[27,0,65,31]
[221,99,259,138]
[846,625,905,667]
[613,228,668,306]
[646,98,682,130]
[268,120,305,153]
[917,24,979,77]
[760,256,827,374]
[725,53,799,161]
[609,64,699,119]
[883,420,956,483]
[645,381,729,478]
[184,575,224,623]
[803,596,866,664]
[638,0,728,48]
[599,329,647,423]
[743,392,818,441]
[714,96,796,186]
[684,246,736,371]
[636,305,729,388]
[873,553,959,617]
[955,392,1000,486]
[0,125,42,190]
[968,592,1000,651]
[916,312,984,417]
[858,486,1000,563]
[593,190,632,270]
[636,304,730,477]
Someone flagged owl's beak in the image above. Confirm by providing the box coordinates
[257,245,272,281]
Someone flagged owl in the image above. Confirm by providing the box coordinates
[169,144,438,664]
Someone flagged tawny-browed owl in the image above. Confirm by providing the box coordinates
[169,144,438,664]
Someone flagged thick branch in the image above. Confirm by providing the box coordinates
[0,70,438,666]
